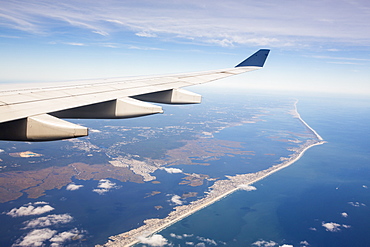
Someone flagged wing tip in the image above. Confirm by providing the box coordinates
[235,49,270,68]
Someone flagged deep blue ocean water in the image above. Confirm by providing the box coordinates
[157,93,370,247]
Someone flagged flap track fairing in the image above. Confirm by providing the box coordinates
[0,114,88,141]
[51,98,163,119]
[133,88,202,104]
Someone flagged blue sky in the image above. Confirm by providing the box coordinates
[1,0,369,95]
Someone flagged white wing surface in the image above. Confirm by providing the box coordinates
[0,49,269,141]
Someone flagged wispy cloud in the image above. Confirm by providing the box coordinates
[300,241,310,247]
[312,55,370,61]
[5,202,54,217]
[196,236,217,245]
[348,201,366,207]
[170,233,183,239]
[252,240,277,247]
[0,34,21,39]
[195,243,205,247]
[128,45,163,50]
[65,42,86,46]
[1,0,370,48]
[99,43,119,48]
[136,31,157,38]
[93,30,109,36]
[328,61,361,65]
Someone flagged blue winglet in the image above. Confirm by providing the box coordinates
[235,49,270,67]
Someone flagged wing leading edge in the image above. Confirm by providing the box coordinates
[0,49,270,141]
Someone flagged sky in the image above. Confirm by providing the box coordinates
[1,0,370,95]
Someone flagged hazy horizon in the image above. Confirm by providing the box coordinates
[1,0,370,95]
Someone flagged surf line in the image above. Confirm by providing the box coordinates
[100,102,326,247]
[293,99,324,141]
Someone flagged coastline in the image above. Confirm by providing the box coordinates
[99,101,325,247]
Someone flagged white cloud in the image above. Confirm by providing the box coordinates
[22,214,73,229]
[238,184,257,191]
[341,212,348,218]
[161,167,183,174]
[13,228,56,247]
[49,228,82,246]
[6,202,54,217]
[322,222,351,232]
[93,179,118,195]
[170,233,183,239]
[322,222,341,232]
[195,243,205,247]
[14,226,83,247]
[300,240,310,246]
[309,227,317,231]
[252,240,277,247]
[137,234,169,247]
[348,201,366,207]
[279,245,293,247]
[66,183,84,191]
[170,195,183,205]
[186,242,195,245]
[196,236,217,245]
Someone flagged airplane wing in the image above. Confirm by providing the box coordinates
[0,49,269,141]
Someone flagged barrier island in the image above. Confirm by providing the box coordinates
[100,100,325,247]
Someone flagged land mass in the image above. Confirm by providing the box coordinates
[0,163,143,203]
[99,100,325,247]
[0,137,254,203]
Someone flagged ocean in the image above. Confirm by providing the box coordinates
[1,92,369,247]
[156,93,370,247]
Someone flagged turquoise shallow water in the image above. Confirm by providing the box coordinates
[157,94,370,247]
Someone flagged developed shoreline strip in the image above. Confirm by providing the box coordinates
[100,101,325,247]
